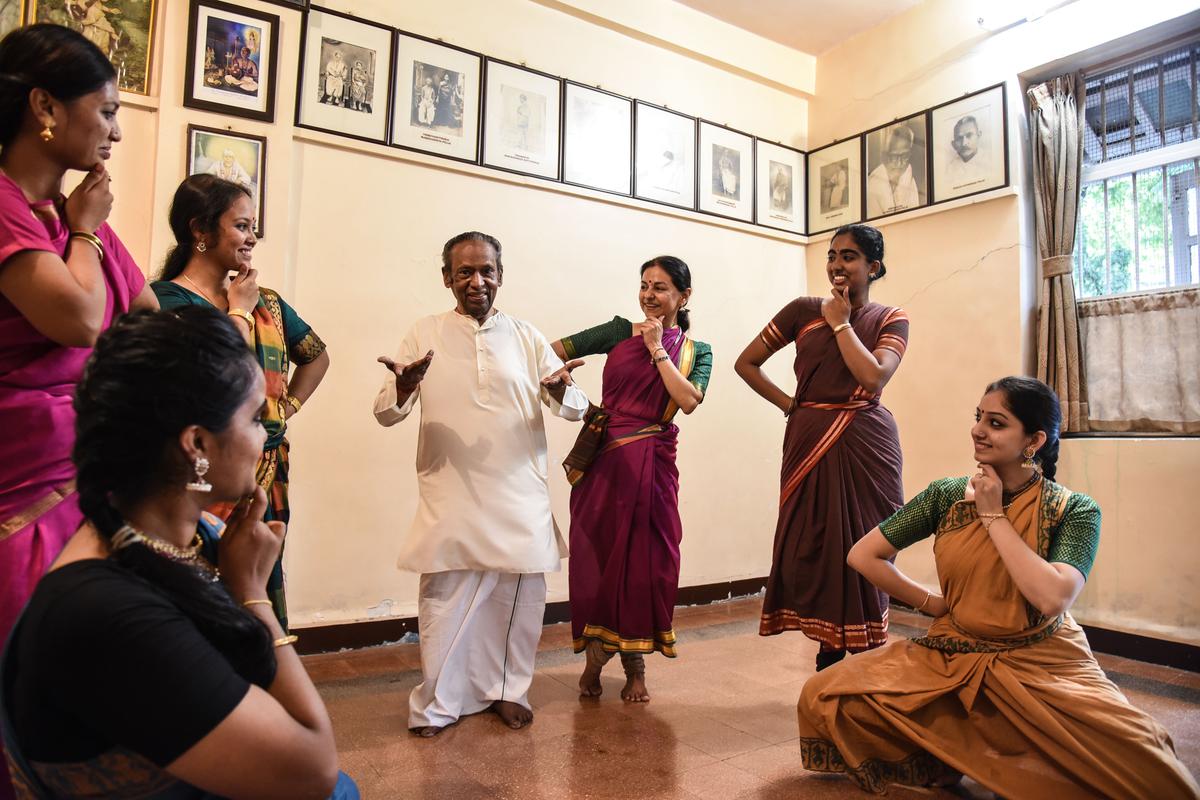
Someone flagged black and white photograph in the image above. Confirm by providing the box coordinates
[296,7,393,143]
[391,33,481,163]
[318,37,376,112]
[931,83,1008,202]
[634,102,696,210]
[864,113,928,219]
[697,120,753,221]
[808,137,861,234]
[755,139,805,234]
[187,124,267,237]
[562,82,632,195]
[482,59,561,180]
[183,0,277,121]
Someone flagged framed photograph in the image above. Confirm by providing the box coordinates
[864,112,928,220]
[481,59,561,180]
[755,140,805,234]
[1,1,25,40]
[931,83,1008,202]
[697,120,753,222]
[187,124,267,237]
[562,82,632,196]
[29,0,158,95]
[390,31,481,164]
[183,0,278,122]
[807,137,862,234]
[297,6,394,144]
[634,101,696,210]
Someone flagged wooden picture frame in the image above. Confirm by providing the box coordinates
[183,0,279,122]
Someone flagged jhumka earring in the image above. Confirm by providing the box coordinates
[187,456,212,492]
[1021,446,1038,471]
[39,125,55,143]
[195,240,208,253]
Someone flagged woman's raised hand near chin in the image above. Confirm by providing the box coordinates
[218,486,285,602]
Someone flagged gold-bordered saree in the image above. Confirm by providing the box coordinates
[796,477,1199,798]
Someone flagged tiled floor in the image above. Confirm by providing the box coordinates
[304,598,1200,799]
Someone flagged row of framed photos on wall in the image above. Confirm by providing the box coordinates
[146,0,1010,239]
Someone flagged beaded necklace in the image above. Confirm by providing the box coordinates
[111,524,220,582]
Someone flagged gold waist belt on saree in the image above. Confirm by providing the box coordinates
[912,615,1064,654]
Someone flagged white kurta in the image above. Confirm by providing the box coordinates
[374,309,588,574]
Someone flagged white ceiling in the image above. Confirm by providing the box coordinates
[671,0,927,56]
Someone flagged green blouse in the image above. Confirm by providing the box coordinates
[560,315,713,394]
[879,477,1102,579]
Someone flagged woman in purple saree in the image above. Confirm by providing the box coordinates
[552,256,712,703]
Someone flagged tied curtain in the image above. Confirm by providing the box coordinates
[1028,74,1089,431]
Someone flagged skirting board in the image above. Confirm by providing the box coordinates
[293,576,1199,672]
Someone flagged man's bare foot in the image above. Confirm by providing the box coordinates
[619,653,649,702]
[490,700,533,729]
[410,725,446,738]
[579,640,611,697]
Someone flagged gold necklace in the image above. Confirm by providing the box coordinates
[111,524,220,582]
[181,274,224,309]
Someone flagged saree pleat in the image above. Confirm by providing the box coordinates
[797,480,1199,798]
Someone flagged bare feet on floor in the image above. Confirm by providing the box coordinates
[620,653,649,703]
[490,700,533,729]
[579,639,611,697]
[410,725,446,738]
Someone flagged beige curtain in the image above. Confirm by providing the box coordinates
[1028,75,1089,431]
[1079,288,1200,433]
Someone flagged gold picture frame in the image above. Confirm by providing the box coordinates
[27,0,158,95]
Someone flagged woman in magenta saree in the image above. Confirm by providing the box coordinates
[553,256,712,703]
[736,224,908,672]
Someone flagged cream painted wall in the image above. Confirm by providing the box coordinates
[100,0,810,628]
[809,0,1200,644]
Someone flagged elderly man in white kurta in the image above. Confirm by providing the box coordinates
[373,231,587,737]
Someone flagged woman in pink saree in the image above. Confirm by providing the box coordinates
[552,256,712,703]
[0,24,151,694]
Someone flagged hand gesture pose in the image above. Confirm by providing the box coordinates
[218,486,286,603]
[637,316,664,354]
[969,463,1004,517]
[227,264,260,311]
[63,162,113,235]
[821,283,852,329]
[378,350,434,397]
[541,358,584,404]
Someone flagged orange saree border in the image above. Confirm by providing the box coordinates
[758,608,889,648]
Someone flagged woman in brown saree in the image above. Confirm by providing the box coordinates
[797,377,1199,798]
[735,224,908,671]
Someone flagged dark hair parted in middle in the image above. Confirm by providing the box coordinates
[73,307,275,685]
[832,223,887,282]
[641,255,693,332]
[441,231,503,273]
[984,375,1062,482]
[0,23,116,147]
[160,174,253,281]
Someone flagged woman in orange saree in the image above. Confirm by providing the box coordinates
[797,377,1199,798]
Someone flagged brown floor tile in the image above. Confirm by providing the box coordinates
[308,597,1200,799]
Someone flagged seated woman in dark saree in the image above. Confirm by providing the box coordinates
[797,376,1198,798]
[0,308,356,799]
[552,256,712,703]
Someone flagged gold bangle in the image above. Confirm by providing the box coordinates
[227,308,255,330]
[286,394,303,413]
[273,634,299,648]
[916,591,932,612]
[979,512,1005,531]
[831,322,852,335]
[69,231,104,260]
[242,598,272,608]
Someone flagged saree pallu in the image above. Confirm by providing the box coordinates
[797,480,1200,799]
[569,332,690,657]
[758,301,908,649]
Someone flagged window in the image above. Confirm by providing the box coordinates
[1075,39,1200,299]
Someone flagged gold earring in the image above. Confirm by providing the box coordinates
[196,240,207,253]
[1021,446,1038,470]
[39,125,55,143]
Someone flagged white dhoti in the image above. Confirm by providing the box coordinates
[408,569,547,729]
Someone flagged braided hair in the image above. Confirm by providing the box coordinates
[73,307,275,685]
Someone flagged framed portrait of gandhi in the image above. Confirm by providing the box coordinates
[931,83,1008,203]
[183,0,278,122]
[29,0,159,95]
[296,6,394,144]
